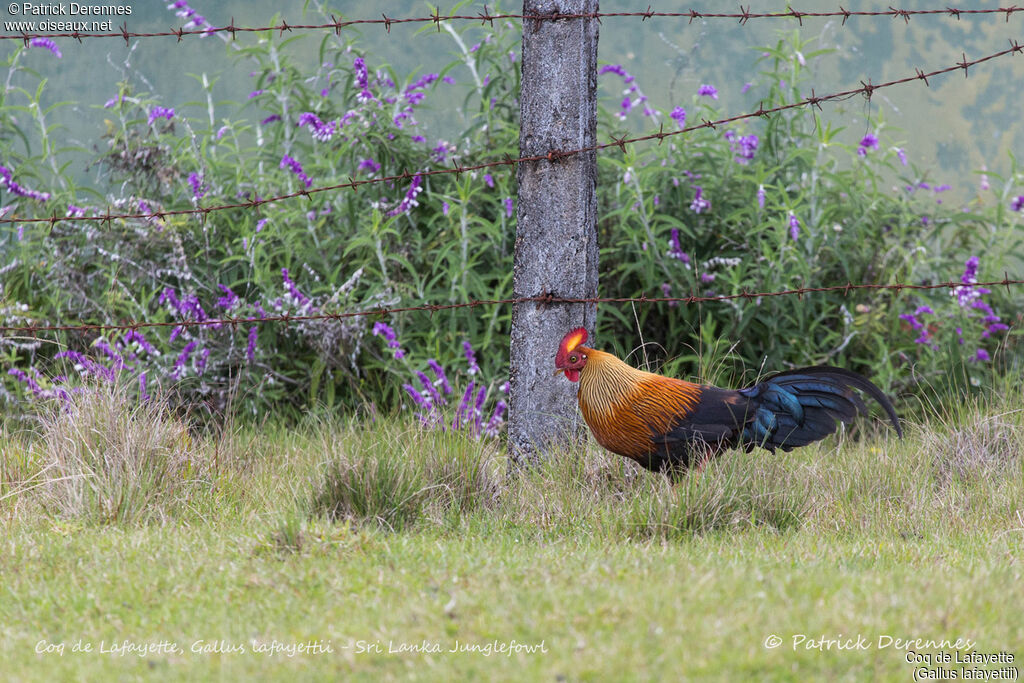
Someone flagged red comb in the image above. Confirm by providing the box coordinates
[555,327,588,366]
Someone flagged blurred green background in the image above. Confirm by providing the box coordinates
[2,0,1022,199]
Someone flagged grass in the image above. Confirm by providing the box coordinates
[1,385,1022,681]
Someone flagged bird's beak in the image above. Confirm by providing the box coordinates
[553,368,565,377]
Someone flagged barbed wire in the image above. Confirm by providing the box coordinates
[2,6,1023,43]
[3,38,1021,228]
[2,279,1021,336]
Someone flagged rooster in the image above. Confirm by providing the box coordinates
[553,328,902,475]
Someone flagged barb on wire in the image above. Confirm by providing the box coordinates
[3,39,1021,228]
[1,6,1022,42]
[2,279,1022,336]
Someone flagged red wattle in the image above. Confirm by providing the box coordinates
[565,369,580,383]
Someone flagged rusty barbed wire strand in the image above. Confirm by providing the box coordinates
[3,38,1022,228]
[2,279,1022,336]
[1,6,1023,43]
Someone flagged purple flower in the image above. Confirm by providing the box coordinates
[297,112,337,142]
[103,95,123,108]
[701,272,716,283]
[473,385,488,433]
[354,56,373,101]
[484,399,507,437]
[248,89,264,99]
[373,322,405,360]
[404,384,430,411]
[858,133,879,156]
[667,228,690,264]
[431,142,449,163]
[404,73,439,103]
[599,64,634,83]
[188,172,205,200]
[788,213,800,241]
[757,184,766,209]
[896,148,908,166]
[173,341,198,378]
[280,155,312,188]
[484,174,494,188]
[454,381,475,430]
[122,330,157,355]
[29,37,62,58]
[955,256,982,307]
[463,340,480,375]
[1011,196,1024,212]
[972,348,990,363]
[690,186,710,214]
[417,370,443,407]
[727,132,759,164]
[139,373,150,402]
[504,197,514,218]
[357,158,381,174]
[427,359,452,395]
[261,114,282,125]
[281,268,309,306]
[697,84,718,99]
[670,106,686,128]
[741,82,753,94]
[246,326,258,363]
[216,284,239,309]
[661,282,678,308]
[386,174,423,217]
[0,165,51,201]
[148,106,175,126]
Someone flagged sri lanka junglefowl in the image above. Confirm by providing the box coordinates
[553,328,902,476]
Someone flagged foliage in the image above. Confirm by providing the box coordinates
[1,16,1021,423]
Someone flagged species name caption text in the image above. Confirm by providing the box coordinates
[763,635,1017,679]
[34,638,550,658]
[4,3,130,32]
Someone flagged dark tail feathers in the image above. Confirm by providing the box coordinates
[738,365,902,452]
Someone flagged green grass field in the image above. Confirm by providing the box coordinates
[1,387,1022,681]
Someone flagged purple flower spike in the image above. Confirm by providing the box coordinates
[690,186,710,214]
[427,359,452,395]
[858,133,879,156]
[463,340,480,375]
[246,326,258,363]
[280,155,313,188]
[29,37,62,58]
[788,213,800,241]
[148,106,175,126]
[188,172,205,200]
[668,228,690,265]
[697,84,718,99]
[0,165,51,202]
[386,174,423,216]
[373,321,405,360]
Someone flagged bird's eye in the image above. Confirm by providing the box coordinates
[569,355,577,363]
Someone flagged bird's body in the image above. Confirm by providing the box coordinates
[554,328,902,475]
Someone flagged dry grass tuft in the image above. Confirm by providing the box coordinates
[310,421,500,531]
[926,411,1023,487]
[36,383,210,523]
